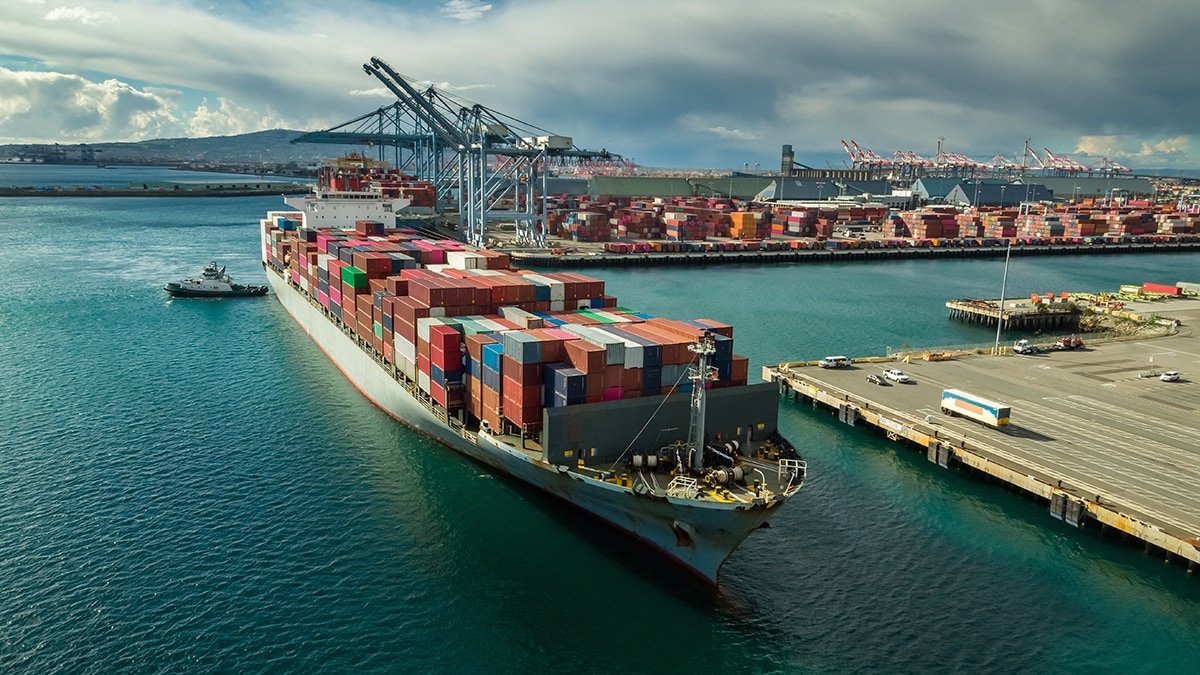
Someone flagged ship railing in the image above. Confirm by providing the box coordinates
[666,475,700,500]
[779,458,807,495]
[280,263,484,447]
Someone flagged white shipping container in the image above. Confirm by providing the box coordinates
[397,353,417,380]
[523,274,565,301]
[395,335,416,362]
[447,250,486,270]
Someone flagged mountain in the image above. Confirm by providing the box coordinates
[0,130,366,169]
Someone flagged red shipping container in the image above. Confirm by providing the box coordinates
[502,377,542,408]
[429,324,463,355]
[565,339,606,374]
[501,355,544,383]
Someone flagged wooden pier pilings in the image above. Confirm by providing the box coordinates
[945,299,1079,331]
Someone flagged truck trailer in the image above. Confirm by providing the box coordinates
[940,389,1011,427]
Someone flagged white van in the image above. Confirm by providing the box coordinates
[819,356,851,368]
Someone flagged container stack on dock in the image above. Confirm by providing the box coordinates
[663,210,707,241]
[263,213,753,435]
[729,211,770,239]
[562,211,610,242]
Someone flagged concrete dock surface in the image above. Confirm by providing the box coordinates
[767,296,1200,569]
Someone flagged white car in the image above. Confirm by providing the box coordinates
[883,369,910,383]
[1160,371,1180,382]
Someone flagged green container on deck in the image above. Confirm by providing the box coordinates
[341,265,368,290]
[576,309,615,324]
[374,321,383,339]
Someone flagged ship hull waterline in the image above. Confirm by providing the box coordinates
[263,267,788,584]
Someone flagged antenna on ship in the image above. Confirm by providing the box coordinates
[685,331,719,473]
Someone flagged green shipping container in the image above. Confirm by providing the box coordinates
[341,265,368,290]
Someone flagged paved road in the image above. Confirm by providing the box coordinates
[800,297,1200,539]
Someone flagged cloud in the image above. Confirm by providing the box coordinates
[186,97,288,137]
[0,67,184,142]
[441,1,492,22]
[44,6,115,24]
[2,0,1200,168]
[1076,134,1191,167]
[679,114,761,142]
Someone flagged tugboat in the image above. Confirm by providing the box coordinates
[164,262,268,298]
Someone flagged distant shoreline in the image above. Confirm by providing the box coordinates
[0,185,311,198]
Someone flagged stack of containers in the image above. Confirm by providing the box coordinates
[261,221,766,433]
[480,340,505,431]
[884,214,910,237]
[501,331,551,430]
[955,213,983,237]
[612,208,661,239]
[981,210,1018,238]
[903,211,944,239]
[561,325,626,400]
[545,364,587,408]
[663,211,706,241]
[428,324,464,410]
[562,335,607,403]
[729,211,771,239]
[564,211,610,242]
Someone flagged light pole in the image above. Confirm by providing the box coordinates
[993,240,1012,355]
[817,181,826,201]
[1000,185,1007,208]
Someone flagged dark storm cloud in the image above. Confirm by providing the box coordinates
[2,0,1197,168]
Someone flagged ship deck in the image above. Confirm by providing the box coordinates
[270,265,804,510]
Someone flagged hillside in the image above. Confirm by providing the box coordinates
[0,130,366,169]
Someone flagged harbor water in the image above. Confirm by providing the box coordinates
[1,169,1198,673]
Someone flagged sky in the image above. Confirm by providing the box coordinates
[2,0,1199,170]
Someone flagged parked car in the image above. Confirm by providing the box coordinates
[819,355,852,368]
[866,373,888,385]
[883,369,911,383]
[1013,339,1039,355]
[1161,371,1180,382]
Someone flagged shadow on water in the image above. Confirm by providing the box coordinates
[465,463,726,609]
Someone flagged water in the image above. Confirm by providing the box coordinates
[0,164,306,189]
[1,168,1198,673]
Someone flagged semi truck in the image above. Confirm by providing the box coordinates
[940,389,1011,427]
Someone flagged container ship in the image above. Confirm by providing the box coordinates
[260,157,806,583]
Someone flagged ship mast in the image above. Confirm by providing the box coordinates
[686,332,718,472]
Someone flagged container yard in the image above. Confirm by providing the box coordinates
[493,193,1200,267]
[763,291,1200,573]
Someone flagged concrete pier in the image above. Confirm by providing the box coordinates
[764,296,1200,572]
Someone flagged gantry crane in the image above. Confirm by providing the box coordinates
[362,58,624,247]
[296,58,623,248]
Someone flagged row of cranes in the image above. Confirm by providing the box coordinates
[840,138,1131,179]
[294,57,627,248]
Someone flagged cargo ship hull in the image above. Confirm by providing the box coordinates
[263,267,787,582]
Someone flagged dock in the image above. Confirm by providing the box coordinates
[509,240,1200,268]
[764,297,1200,572]
[945,297,1078,331]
